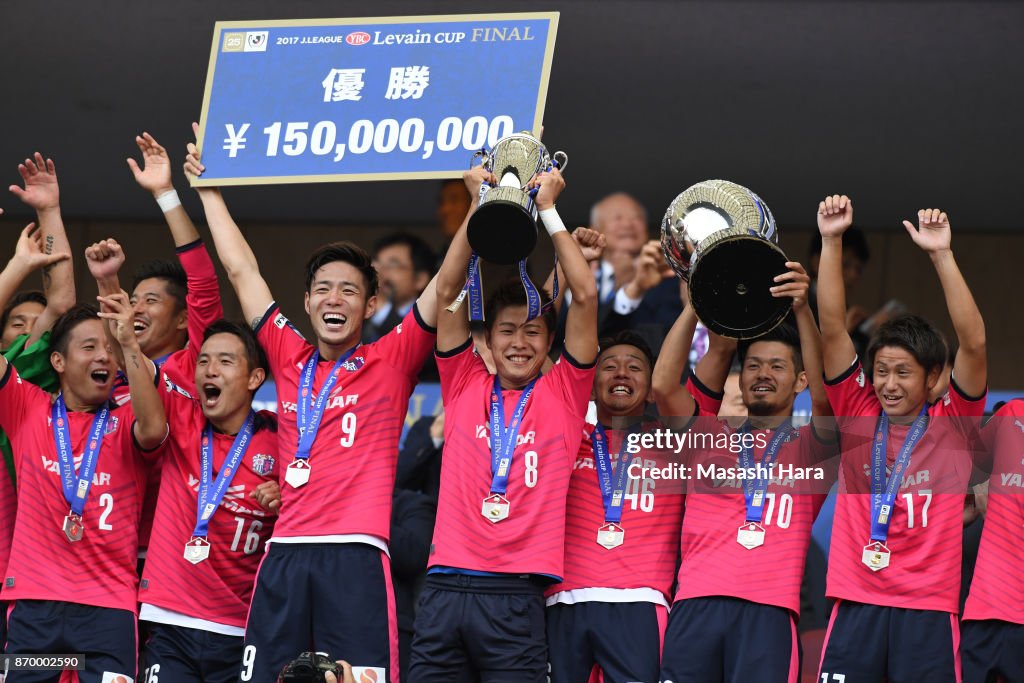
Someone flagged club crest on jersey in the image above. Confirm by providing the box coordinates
[104,415,119,435]
[856,369,866,388]
[164,376,193,400]
[251,453,275,476]
[342,356,365,372]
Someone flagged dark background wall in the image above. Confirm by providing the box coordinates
[0,1,1021,384]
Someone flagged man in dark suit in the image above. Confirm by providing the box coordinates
[557,192,684,357]
[363,232,435,343]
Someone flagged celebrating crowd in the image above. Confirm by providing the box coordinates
[0,128,1016,683]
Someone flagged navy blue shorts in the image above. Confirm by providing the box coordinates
[659,596,799,683]
[961,619,1024,683]
[239,542,396,683]
[818,601,959,683]
[4,599,136,683]
[142,622,242,683]
[546,601,666,683]
[409,573,548,683]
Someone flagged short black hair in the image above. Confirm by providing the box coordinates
[808,227,871,264]
[51,304,101,356]
[737,318,803,373]
[866,314,946,377]
[484,278,557,334]
[304,242,378,299]
[1,290,47,331]
[598,330,655,370]
[132,260,188,313]
[202,319,269,388]
[373,233,436,276]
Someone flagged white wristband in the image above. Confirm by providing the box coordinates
[155,189,181,213]
[539,207,567,237]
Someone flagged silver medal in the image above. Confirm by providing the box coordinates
[736,522,766,550]
[597,523,625,549]
[285,459,312,488]
[184,536,211,565]
[481,494,510,523]
[62,513,84,543]
[862,541,891,572]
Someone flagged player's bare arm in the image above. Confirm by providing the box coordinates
[903,208,987,397]
[9,153,76,346]
[816,194,858,378]
[84,239,132,370]
[184,123,273,327]
[434,164,493,353]
[773,261,833,418]
[695,330,737,399]
[652,306,699,421]
[129,131,204,247]
[98,290,168,450]
[537,169,598,364]
[542,227,605,316]
[0,220,71,375]
[777,261,837,443]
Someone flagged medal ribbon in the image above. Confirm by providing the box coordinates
[296,347,357,459]
[591,423,638,525]
[488,375,537,495]
[869,405,929,543]
[738,421,793,524]
[193,411,256,538]
[446,253,485,322]
[51,394,110,517]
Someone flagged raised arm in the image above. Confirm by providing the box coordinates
[692,328,736,397]
[128,132,201,247]
[84,239,130,370]
[98,291,167,450]
[537,170,598,364]
[902,209,986,397]
[133,131,224,361]
[0,221,70,374]
[621,240,674,306]
[184,126,273,326]
[542,228,605,316]
[434,166,491,353]
[773,261,834,422]
[652,306,699,419]
[84,238,125,297]
[8,154,76,346]
[816,195,858,378]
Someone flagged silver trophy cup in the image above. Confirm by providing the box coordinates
[467,133,567,265]
[661,179,790,339]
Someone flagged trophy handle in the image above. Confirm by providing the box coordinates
[469,149,492,198]
[527,150,569,198]
[469,148,488,168]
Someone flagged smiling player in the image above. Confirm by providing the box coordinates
[0,292,168,681]
[138,320,280,683]
[408,164,598,683]
[186,130,445,682]
[654,263,836,683]
[815,197,986,683]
